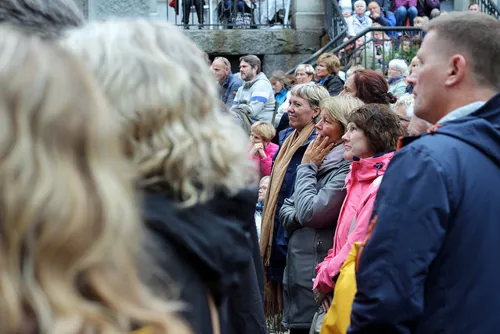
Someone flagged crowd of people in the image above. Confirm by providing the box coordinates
[0,1,498,334]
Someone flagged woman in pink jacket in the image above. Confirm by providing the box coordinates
[313,104,404,308]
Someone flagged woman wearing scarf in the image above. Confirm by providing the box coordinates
[346,1,373,36]
[316,53,344,97]
[260,83,330,330]
[279,96,364,334]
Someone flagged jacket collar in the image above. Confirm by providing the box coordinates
[346,151,394,183]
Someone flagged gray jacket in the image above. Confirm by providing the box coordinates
[230,72,275,123]
[280,155,350,330]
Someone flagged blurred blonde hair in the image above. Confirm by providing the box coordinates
[0,27,187,333]
[318,53,341,74]
[62,20,252,206]
[251,121,276,142]
[290,83,330,122]
[320,96,365,131]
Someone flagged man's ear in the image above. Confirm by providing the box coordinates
[445,54,467,88]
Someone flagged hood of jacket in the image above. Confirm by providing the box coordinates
[318,143,347,176]
[141,189,256,296]
[346,151,395,185]
[434,94,500,166]
[242,72,270,90]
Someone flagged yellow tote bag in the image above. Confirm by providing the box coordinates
[320,242,362,334]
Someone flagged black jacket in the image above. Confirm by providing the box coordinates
[319,74,344,96]
[142,188,267,334]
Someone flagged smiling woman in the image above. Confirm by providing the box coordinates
[259,83,329,329]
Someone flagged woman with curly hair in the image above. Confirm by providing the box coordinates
[0,27,187,334]
[62,19,266,334]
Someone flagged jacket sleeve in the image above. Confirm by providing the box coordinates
[280,196,300,233]
[293,163,347,229]
[313,183,377,293]
[225,81,241,109]
[231,80,272,121]
[348,147,449,334]
[385,11,396,26]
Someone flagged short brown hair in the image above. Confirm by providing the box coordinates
[348,104,404,154]
[426,12,500,90]
[251,121,276,141]
[318,53,341,75]
[240,55,261,73]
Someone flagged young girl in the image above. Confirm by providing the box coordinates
[250,121,279,177]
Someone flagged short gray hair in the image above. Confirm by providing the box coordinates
[295,64,315,76]
[0,0,84,39]
[354,0,367,8]
[393,94,415,117]
[389,59,408,75]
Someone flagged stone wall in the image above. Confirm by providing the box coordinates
[184,29,322,74]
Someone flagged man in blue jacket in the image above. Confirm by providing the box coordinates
[349,12,500,334]
[211,56,243,109]
[368,1,396,27]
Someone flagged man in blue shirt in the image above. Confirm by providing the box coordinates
[211,56,243,109]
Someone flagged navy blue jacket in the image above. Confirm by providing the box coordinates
[349,94,500,334]
[268,127,316,281]
[370,9,396,27]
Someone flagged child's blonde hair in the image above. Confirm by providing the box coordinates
[251,121,276,142]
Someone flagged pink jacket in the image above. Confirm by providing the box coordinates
[313,152,394,293]
[252,142,279,177]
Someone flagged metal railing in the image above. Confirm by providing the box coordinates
[324,0,348,40]
[289,26,423,75]
[474,0,500,18]
[336,27,423,74]
[166,0,291,29]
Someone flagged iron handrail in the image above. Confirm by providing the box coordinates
[474,0,500,18]
[288,26,423,74]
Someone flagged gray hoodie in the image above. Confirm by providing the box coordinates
[230,72,276,123]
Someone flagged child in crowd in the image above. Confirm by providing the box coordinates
[250,121,279,177]
[255,176,270,242]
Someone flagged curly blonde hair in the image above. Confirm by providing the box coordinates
[62,20,253,206]
[0,27,187,333]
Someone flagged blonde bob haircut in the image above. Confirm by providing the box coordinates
[320,95,365,132]
[290,83,330,123]
[318,53,341,75]
[0,27,187,333]
[251,121,276,142]
[62,20,252,206]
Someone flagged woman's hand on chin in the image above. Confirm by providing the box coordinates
[301,135,334,166]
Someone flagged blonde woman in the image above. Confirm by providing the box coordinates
[405,56,420,94]
[62,20,267,334]
[279,96,364,334]
[316,53,344,96]
[259,83,330,329]
[0,27,186,334]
